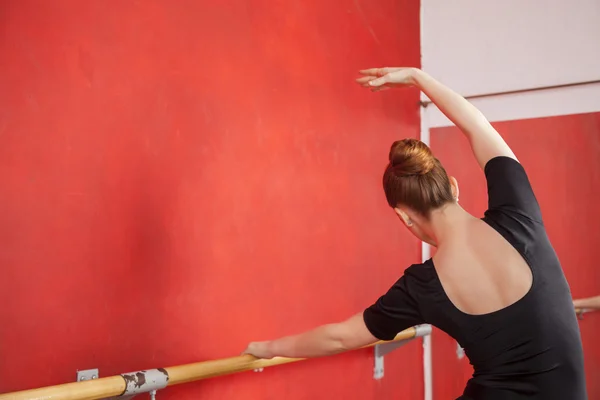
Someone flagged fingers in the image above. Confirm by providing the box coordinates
[356,75,390,91]
[368,75,388,87]
[356,73,388,87]
[359,68,387,77]
[359,67,406,76]
[371,86,390,92]
[242,349,259,358]
[242,343,254,356]
[355,76,377,86]
[355,76,374,83]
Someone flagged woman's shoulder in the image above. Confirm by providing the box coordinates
[404,259,438,283]
[483,156,543,224]
[400,259,443,303]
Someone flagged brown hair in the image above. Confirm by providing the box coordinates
[383,138,454,216]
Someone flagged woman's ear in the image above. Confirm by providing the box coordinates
[449,176,459,202]
[394,207,413,227]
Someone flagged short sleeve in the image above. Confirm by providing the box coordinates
[484,156,542,223]
[363,273,424,341]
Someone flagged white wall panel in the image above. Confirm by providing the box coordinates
[421,0,600,97]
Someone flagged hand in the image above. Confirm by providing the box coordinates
[242,341,275,359]
[356,67,420,92]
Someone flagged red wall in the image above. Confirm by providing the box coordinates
[430,112,600,399]
[0,1,424,399]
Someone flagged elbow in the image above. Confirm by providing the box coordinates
[322,314,378,354]
[328,324,359,353]
[337,338,355,353]
[327,338,350,355]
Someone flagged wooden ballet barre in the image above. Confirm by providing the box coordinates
[0,326,428,400]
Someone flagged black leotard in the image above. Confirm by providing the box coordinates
[363,156,587,399]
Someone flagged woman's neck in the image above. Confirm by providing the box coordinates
[427,203,476,246]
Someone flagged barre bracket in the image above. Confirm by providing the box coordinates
[373,337,414,380]
[373,324,432,380]
[76,368,167,399]
[77,368,99,382]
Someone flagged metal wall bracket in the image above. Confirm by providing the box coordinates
[120,369,168,397]
[77,369,99,382]
[373,324,432,380]
[111,392,156,400]
[374,338,414,379]
[76,368,167,400]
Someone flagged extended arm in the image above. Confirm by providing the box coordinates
[573,295,600,311]
[243,313,378,359]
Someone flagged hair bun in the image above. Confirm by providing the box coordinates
[388,138,435,176]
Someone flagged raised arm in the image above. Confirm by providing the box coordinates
[357,68,516,169]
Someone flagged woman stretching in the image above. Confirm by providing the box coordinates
[243,67,587,399]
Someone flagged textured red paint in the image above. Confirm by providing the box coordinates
[0,1,423,398]
[430,112,600,399]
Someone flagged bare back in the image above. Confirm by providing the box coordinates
[434,217,533,316]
